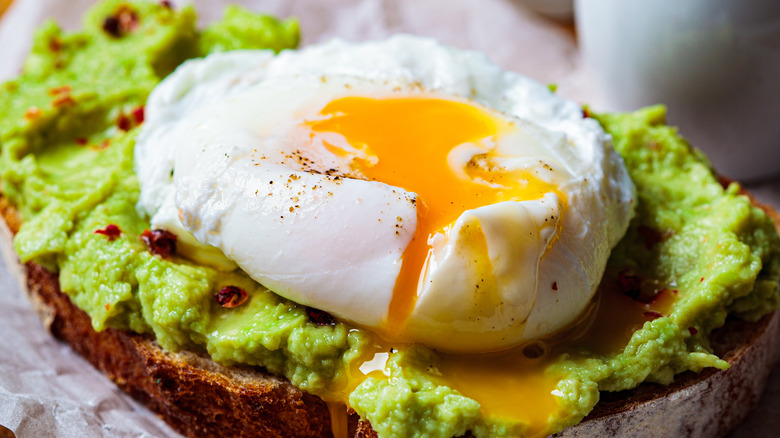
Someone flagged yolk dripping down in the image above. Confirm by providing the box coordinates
[320,269,680,437]
[305,96,679,436]
[310,96,561,333]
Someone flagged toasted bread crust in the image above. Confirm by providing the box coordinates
[2,190,780,438]
[25,260,338,438]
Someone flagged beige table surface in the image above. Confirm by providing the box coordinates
[0,1,778,437]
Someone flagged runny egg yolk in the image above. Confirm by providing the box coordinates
[310,96,562,333]
[304,96,663,437]
[321,270,680,438]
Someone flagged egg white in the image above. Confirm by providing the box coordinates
[135,36,635,352]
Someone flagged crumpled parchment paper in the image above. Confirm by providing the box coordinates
[0,1,778,437]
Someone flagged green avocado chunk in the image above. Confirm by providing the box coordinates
[1,2,778,437]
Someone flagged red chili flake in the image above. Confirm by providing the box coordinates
[48,85,71,96]
[637,225,664,249]
[102,6,139,37]
[582,107,591,118]
[551,281,558,291]
[643,311,664,320]
[131,106,145,124]
[141,229,177,258]
[118,8,139,32]
[305,307,336,326]
[94,224,122,241]
[215,286,248,308]
[617,270,642,300]
[160,0,173,9]
[104,303,111,311]
[52,94,76,108]
[48,37,62,52]
[700,277,705,283]
[688,327,699,336]
[75,137,88,146]
[24,107,42,120]
[117,113,132,131]
[102,16,121,36]
[672,289,679,294]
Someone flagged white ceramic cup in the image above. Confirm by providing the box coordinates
[576,0,780,181]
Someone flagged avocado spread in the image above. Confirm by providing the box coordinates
[1,1,779,437]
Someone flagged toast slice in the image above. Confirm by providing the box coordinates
[2,190,779,438]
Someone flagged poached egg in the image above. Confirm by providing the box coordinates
[135,35,635,353]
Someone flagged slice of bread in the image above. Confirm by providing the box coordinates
[1,191,779,438]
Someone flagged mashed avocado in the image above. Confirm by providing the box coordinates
[1,1,779,437]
